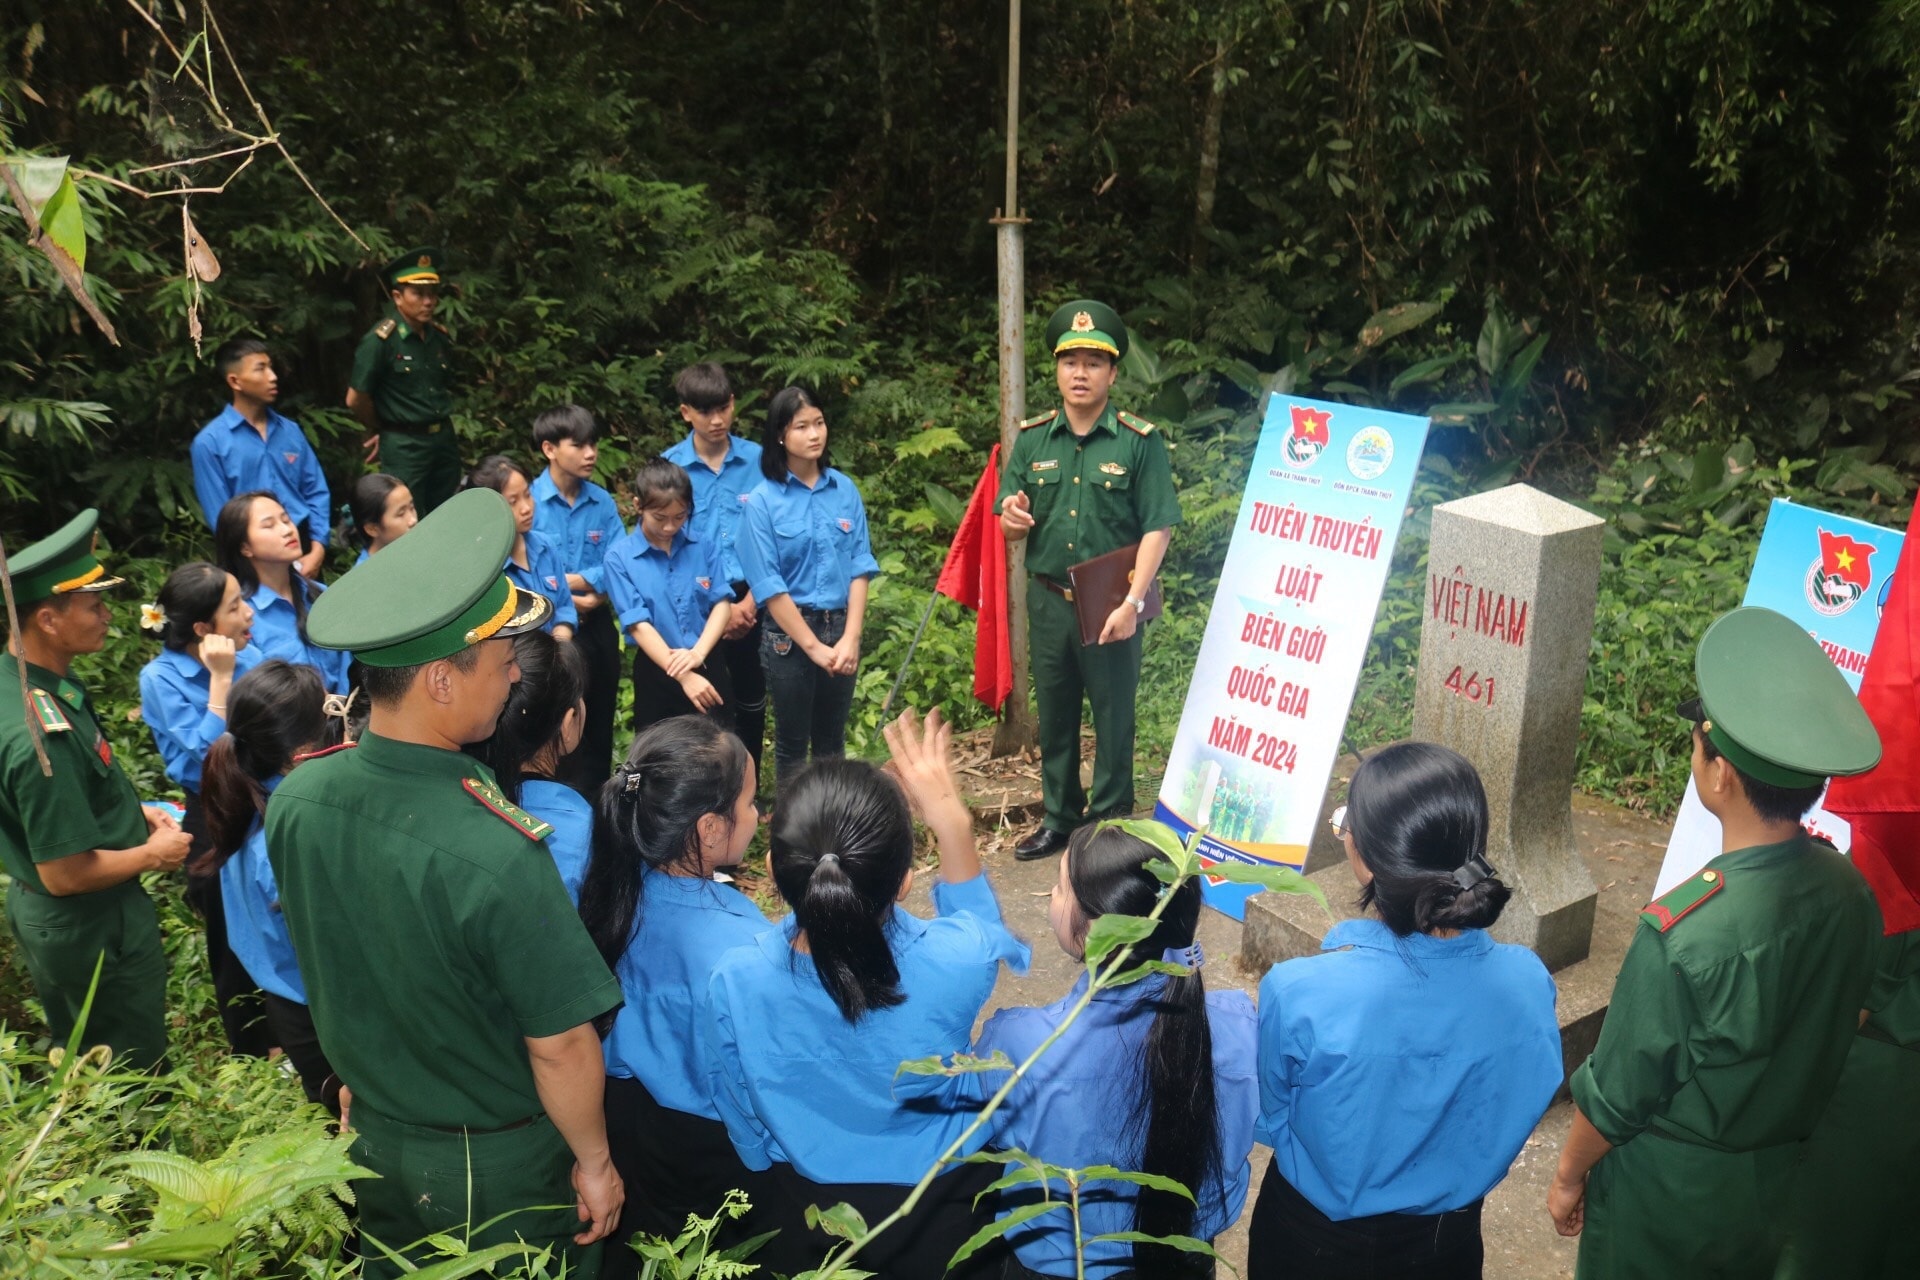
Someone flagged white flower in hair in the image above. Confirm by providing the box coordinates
[139,602,166,633]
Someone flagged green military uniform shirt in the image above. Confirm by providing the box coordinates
[1571,834,1880,1277]
[0,655,148,889]
[348,317,455,428]
[998,405,1182,580]
[266,732,621,1130]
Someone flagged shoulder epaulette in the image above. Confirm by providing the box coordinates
[373,318,397,340]
[463,776,554,842]
[1019,410,1057,431]
[1117,410,1157,436]
[1641,868,1725,932]
[293,741,357,763]
[28,689,72,733]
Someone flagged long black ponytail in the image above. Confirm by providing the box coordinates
[1065,823,1218,1276]
[197,660,330,875]
[577,715,751,995]
[768,758,915,1024]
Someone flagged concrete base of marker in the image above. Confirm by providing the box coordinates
[1240,861,1610,1099]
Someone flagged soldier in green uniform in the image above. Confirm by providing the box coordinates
[1,510,191,1069]
[1775,924,1920,1277]
[1547,606,1884,1278]
[266,489,625,1277]
[999,299,1181,861]
[347,247,462,516]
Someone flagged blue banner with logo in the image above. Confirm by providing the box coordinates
[1655,498,1904,893]
[1153,395,1430,919]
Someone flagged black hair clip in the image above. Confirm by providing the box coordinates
[1453,852,1497,890]
[617,764,643,794]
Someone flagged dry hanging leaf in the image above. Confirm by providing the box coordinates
[183,205,221,281]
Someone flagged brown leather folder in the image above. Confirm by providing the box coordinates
[1067,542,1164,646]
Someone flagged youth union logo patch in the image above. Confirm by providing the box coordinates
[1346,426,1393,480]
[1283,405,1332,470]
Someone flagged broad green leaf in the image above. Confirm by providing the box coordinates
[10,154,68,211]
[403,1242,545,1280]
[1427,401,1496,423]
[1105,817,1189,868]
[1358,300,1442,348]
[947,1201,1062,1269]
[52,1222,237,1261]
[1210,861,1331,916]
[804,1200,868,1241]
[1074,1166,1197,1199]
[1082,912,1156,967]
[1085,1231,1223,1260]
[922,479,966,525]
[1388,353,1461,394]
[1106,958,1196,987]
[1496,332,1549,404]
[35,170,86,271]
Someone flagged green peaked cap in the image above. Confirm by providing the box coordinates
[1681,606,1881,788]
[385,245,444,290]
[8,509,125,605]
[1045,299,1128,361]
[307,488,551,666]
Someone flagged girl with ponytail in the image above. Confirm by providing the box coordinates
[973,822,1260,1279]
[700,709,1030,1279]
[575,715,763,1279]
[198,659,344,1113]
[1246,741,1560,1279]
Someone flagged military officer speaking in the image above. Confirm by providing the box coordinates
[999,300,1181,861]
[1,511,191,1070]
[347,247,462,516]
[1548,606,1883,1277]
[266,489,624,1277]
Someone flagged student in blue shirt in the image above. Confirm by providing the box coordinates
[604,461,734,736]
[577,716,767,1278]
[465,456,578,640]
[136,560,268,1056]
[343,473,417,566]
[466,630,592,903]
[532,406,627,791]
[975,821,1260,1280]
[663,363,767,781]
[700,709,1029,1278]
[737,387,880,794]
[191,338,331,582]
[1247,742,1561,1279]
[197,658,344,1114]
[216,491,351,694]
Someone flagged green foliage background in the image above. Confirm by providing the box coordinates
[4,0,1920,811]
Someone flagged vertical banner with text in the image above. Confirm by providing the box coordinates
[1154,395,1430,919]
[1654,498,1904,894]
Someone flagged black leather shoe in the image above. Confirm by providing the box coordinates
[1014,826,1071,861]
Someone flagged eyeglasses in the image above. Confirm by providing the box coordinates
[1327,804,1349,838]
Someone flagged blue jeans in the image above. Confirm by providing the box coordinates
[762,607,856,794]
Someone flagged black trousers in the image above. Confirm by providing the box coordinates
[753,1159,1007,1280]
[1245,1156,1484,1279]
[601,1075,770,1280]
[181,795,274,1058]
[721,582,767,783]
[630,648,735,737]
[560,602,620,794]
[262,991,341,1117]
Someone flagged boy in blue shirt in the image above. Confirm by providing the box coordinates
[661,363,766,782]
[191,338,330,581]
[531,404,627,791]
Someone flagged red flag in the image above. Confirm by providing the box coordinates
[1290,405,1332,447]
[1824,510,1920,934]
[935,445,1012,711]
[1818,528,1876,592]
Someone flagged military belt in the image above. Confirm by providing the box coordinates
[384,419,449,436]
[1037,574,1075,603]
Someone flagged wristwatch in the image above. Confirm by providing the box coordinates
[1125,594,1145,615]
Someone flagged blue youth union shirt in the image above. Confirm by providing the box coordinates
[221,777,307,1003]
[1256,917,1561,1219]
[662,434,763,586]
[530,470,627,595]
[700,872,1031,1183]
[519,778,591,905]
[737,468,881,611]
[972,975,1260,1279]
[506,532,579,632]
[138,643,264,791]
[605,868,771,1118]
[602,528,733,650]
[248,578,351,694]
[190,406,332,545]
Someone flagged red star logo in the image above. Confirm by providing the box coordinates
[1290,405,1332,446]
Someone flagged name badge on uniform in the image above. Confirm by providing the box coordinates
[1031,459,1059,472]
[1099,462,1128,476]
